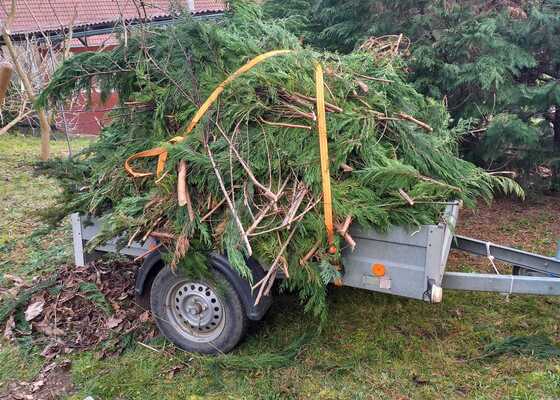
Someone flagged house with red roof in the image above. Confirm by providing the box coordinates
[0,0,226,134]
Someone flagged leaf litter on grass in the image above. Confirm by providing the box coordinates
[0,258,160,399]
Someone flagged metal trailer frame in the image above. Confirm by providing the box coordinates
[71,205,560,304]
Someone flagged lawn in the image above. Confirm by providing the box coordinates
[1,134,560,399]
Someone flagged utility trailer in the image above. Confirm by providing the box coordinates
[71,203,560,354]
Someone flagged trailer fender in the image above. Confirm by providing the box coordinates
[210,254,272,321]
[134,252,272,321]
[134,252,165,308]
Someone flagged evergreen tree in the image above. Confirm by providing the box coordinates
[264,0,560,190]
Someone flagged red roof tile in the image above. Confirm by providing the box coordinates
[70,34,119,48]
[0,0,226,35]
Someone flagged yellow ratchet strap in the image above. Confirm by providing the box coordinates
[124,50,293,178]
[314,63,336,253]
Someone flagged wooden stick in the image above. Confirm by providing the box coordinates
[216,123,278,202]
[354,73,394,83]
[127,227,142,247]
[278,103,317,120]
[150,231,175,240]
[355,79,369,94]
[254,228,297,305]
[205,137,252,256]
[292,92,343,113]
[177,160,195,222]
[281,186,307,227]
[133,243,163,262]
[299,240,321,266]
[279,255,289,279]
[397,112,433,133]
[0,109,32,135]
[393,33,403,56]
[417,174,461,192]
[184,177,195,223]
[245,179,288,236]
[137,341,161,353]
[258,117,311,130]
[177,160,188,207]
[340,215,352,233]
[335,222,356,251]
[142,217,162,242]
[340,163,354,173]
[398,188,415,205]
[249,196,321,237]
[200,198,226,222]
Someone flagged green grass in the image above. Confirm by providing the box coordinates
[0,134,91,393]
[0,134,93,281]
[2,135,560,399]
[0,345,43,383]
[64,291,560,399]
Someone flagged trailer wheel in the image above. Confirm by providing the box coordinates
[150,266,248,354]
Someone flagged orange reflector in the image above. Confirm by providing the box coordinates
[372,263,385,277]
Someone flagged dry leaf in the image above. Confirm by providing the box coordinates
[41,343,60,360]
[4,273,26,288]
[4,315,15,340]
[166,365,184,379]
[139,311,150,322]
[30,379,44,393]
[34,322,64,337]
[24,300,45,321]
[105,316,124,329]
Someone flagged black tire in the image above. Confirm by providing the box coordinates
[150,266,248,354]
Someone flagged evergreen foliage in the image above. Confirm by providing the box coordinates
[264,0,560,189]
[39,1,520,322]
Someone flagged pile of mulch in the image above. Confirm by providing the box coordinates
[3,260,157,358]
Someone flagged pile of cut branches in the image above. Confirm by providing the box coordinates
[38,1,522,321]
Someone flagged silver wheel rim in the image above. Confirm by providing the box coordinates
[165,280,225,343]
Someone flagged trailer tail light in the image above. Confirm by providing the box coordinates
[371,263,385,277]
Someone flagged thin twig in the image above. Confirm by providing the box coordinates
[258,116,312,130]
[200,198,226,222]
[245,178,289,236]
[150,231,175,240]
[397,112,433,133]
[249,197,321,237]
[205,135,252,256]
[299,240,321,266]
[215,122,278,202]
[133,243,163,262]
[253,227,297,305]
[354,73,394,83]
[291,91,343,113]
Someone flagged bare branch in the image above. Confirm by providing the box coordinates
[397,112,433,133]
[204,135,252,256]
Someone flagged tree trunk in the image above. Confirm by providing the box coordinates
[2,33,51,160]
[1,0,50,160]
